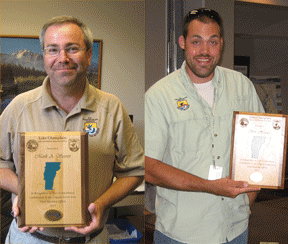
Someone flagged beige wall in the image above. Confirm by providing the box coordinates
[1,0,145,146]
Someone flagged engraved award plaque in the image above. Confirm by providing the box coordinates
[230,112,288,189]
[18,132,89,227]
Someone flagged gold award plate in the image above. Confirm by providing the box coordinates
[18,132,89,227]
[230,112,288,189]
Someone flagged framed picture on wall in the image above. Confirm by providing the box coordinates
[0,35,102,111]
[234,56,250,77]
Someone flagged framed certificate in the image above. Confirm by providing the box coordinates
[18,132,90,227]
[230,112,288,189]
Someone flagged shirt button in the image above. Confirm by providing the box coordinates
[217,156,220,159]
[214,134,218,137]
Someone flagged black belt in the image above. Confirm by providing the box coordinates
[30,228,104,243]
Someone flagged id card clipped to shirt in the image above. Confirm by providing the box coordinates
[208,165,223,180]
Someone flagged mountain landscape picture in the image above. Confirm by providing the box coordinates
[1,36,102,111]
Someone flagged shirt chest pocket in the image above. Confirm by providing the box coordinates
[231,96,250,112]
[169,116,211,154]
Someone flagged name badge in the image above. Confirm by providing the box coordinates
[208,165,223,180]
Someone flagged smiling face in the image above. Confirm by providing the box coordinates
[179,19,223,83]
[43,23,92,90]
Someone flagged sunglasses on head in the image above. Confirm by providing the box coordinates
[184,8,222,26]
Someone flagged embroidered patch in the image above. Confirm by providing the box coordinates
[83,117,99,136]
[176,97,190,111]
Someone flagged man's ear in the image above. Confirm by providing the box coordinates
[220,37,224,50]
[87,48,93,66]
[178,35,185,50]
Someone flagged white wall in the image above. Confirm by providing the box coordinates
[1,0,145,146]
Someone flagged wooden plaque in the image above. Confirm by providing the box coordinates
[230,112,288,189]
[18,132,89,227]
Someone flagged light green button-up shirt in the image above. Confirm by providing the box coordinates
[145,62,264,243]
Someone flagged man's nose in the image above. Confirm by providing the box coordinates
[201,42,210,54]
[57,49,70,62]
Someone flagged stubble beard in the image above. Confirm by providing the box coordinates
[186,55,221,79]
[50,66,88,89]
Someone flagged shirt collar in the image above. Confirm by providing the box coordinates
[78,80,97,112]
[180,61,222,90]
[41,77,58,109]
[41,77,97,112]
[211,66,222,90]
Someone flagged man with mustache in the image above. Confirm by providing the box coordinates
[0,16,144,243]
[145,8,264,244]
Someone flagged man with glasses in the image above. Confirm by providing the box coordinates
[1,16,144,243]
[145,8,264,244]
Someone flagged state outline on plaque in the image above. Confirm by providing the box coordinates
[44,162,61,190]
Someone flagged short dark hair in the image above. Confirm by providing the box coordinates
[40,16,93,50]
[182,8,223,39]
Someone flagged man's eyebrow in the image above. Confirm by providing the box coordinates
[191,35,202,38]
[65,42,80,46]
[45,44,58,47]
[190,35,220,39]
[45,42,79,47]
[210,35,220,39]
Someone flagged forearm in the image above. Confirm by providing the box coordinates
[145,156,261,198]
[145,156,206,192]
[247,191,258,206]
[0,168,18,195]
[94,176,144,210]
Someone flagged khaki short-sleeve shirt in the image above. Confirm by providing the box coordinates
[1,77,144,237]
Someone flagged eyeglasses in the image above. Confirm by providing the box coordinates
[184,8,222,26]
[43,45,87,57]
